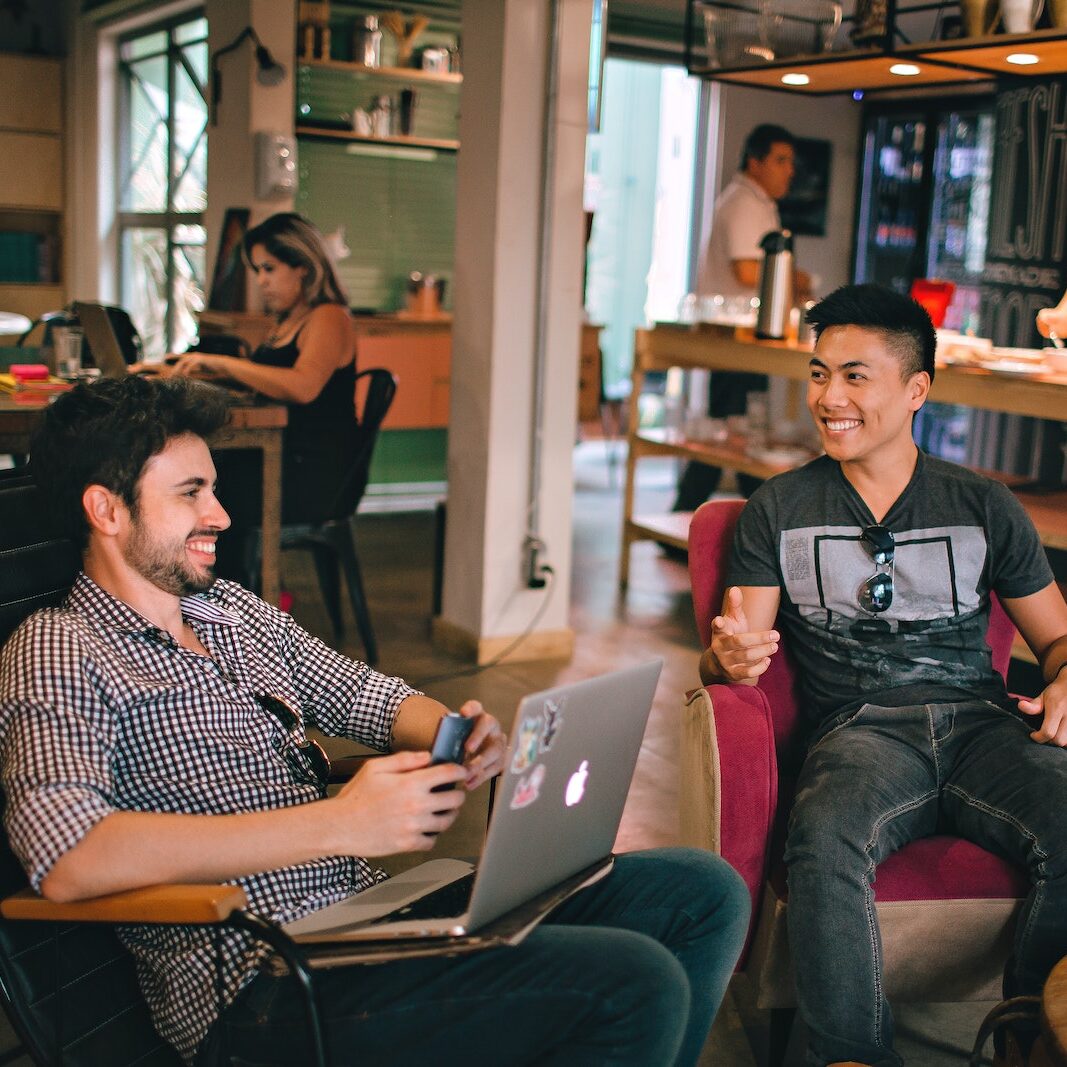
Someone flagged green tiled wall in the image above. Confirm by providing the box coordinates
[368,428,448,486]
[297,61,456,486]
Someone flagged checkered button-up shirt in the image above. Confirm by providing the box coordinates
[0,575,419,1061]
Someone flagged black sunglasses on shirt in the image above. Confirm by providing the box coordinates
[858,524,894,614]
[255,693,332,791]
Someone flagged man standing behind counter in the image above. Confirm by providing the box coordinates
[673,123,812,513]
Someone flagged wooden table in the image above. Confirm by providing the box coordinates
[0,395,288,605]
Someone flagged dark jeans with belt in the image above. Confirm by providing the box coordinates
[195,849,749,1067]
[785,700,1067,1067]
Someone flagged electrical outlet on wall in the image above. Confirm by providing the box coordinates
[255,132,298,200]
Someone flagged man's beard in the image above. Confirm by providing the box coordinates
[126,521,217,597]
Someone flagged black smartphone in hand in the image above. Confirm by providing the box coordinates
[430,712,474,793]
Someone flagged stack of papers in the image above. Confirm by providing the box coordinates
[0,373,73,400]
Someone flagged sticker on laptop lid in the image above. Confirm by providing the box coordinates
[510,714,543,774]
[510,763,546,810]
[540,696,565,753]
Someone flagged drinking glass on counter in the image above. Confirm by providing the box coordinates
[55,327,84,378]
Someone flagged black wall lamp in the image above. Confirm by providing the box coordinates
[210,26,287,126]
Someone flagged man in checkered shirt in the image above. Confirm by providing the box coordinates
[0,376,749,1066]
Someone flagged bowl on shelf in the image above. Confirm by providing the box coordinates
[702,2,775,68]
[758,0,842,58]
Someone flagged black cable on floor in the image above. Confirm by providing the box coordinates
[413,567,556,688]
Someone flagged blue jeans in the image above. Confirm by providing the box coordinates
[784,701,1067,1067]
[196,849,749,1066]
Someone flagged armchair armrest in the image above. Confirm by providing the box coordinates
[680,682,778,961]
[1,883,248,924]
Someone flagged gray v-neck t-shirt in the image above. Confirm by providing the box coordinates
[728,452,1053,728]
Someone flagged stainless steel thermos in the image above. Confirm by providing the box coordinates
[755,229,794,340]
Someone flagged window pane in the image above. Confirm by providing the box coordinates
[121,228,168,359]
[181,38,209,88]
[173,58,207,211]
[173,224,206,354]
[123,56,169,211]
[121,30,167,62]
[175,17,208,45]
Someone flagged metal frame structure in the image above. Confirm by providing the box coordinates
[116,9,208,355]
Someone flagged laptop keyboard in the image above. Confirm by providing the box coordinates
[366,872,476,925]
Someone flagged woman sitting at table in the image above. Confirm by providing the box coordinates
[168,212,357,586]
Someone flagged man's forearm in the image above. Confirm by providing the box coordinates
[390,693,449,750]
[1043,636,1067,686]
[41,800,341,903]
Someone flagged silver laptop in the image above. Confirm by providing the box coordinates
[72,302,133,378]
[284,660,663,943]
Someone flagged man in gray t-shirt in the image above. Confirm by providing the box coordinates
[700,284,1067,1067]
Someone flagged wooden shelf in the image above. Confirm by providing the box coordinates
[620,324,1067,588]
[299,58,462,85]
[911,26,1067,77]
[634,428,813,482]
[295,125,459,151]
[688,23,1067,94]
[700,51,990,94]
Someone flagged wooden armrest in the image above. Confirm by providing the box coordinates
[1,884,248,924]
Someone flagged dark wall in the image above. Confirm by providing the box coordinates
[1,0,64,55]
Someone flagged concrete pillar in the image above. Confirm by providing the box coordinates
[434,0,593,664]
[205,0,296,291]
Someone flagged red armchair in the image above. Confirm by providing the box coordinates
[679,499,1028,1060]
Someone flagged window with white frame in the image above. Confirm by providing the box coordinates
[117,12,207,358]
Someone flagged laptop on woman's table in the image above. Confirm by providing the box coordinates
[282,660,662,956]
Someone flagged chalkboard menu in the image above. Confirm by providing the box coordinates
[976,78,1067,486]
[982,80,1067,347]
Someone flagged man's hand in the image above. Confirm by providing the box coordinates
[457,700,507,790]
[329,751,468,855]
[1020,669,1067,746]
[1036,305,1067,340]
[704,586,780,683]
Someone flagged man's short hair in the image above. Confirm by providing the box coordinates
[805,283,937,382]
[741,124,796,169]
[30,376,231,549]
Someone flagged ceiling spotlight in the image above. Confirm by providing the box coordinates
[889,63,921,76]
[1006,52,1040,65]
[781,73,810,86]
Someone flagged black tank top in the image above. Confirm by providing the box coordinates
[251,320,357,445]
[249,316,360,524]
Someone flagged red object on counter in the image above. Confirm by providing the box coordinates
[910,279,956,328]
[10,364,50,382]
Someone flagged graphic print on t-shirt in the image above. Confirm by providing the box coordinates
[779,523,988,636]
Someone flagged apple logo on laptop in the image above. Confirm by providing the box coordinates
[565,760,589,807]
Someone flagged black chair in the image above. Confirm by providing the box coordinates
[0,480,326,1067]
[273,368,397,664]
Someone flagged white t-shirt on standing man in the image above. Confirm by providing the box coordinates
[698,172,781,299]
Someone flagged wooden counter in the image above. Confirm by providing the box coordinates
[636,323,1067,420]
[620,323,1067,587]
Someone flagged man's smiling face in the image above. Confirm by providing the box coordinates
[122,433,231,596]
[807,325,930,466]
